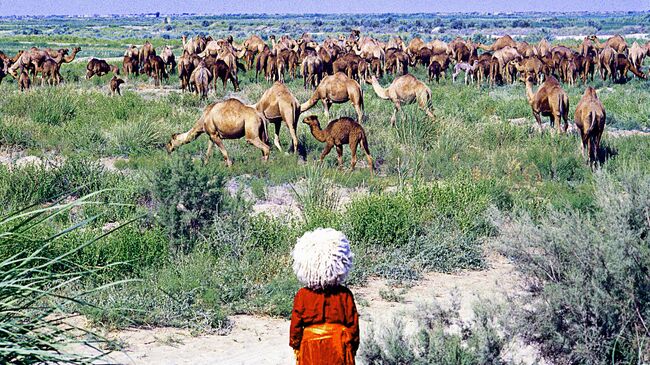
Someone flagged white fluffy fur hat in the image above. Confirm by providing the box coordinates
[292,228,354,290]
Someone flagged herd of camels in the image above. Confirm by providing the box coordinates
[1,30,648,167]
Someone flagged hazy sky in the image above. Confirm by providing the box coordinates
[0,0,648,16]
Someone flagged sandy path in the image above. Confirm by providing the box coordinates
[75,254,527,365]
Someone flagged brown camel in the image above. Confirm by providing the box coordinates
[367,74,435,126]
[178,50,196,92]
[574,87,606,163]
[161,46,176,75]
[406,37,426,58]
[138,41,156,71]
[300,72,365,123]
[18,71,31,91]
[40,59,62,85]
[598,46,617,81]
[59,47,81,65]
[86,58,119,79]
[144,55,167,87]
[492,46,522,84]
[302,53,323,90]
[614,53,646,82]
[524,75,569,132]
[253,82,301,155]
[110,75,125,96]
[477,35,517,52]
[190,61,212,99]
[122,55,139,77]
[589,34,628,54]
[303,115,373,173]
[204,56,240,94]
[166,98,270,166]
[428,60,442,83]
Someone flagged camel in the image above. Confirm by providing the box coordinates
[413,47,432,68]
[476,59,491,86]
[406,37,425,58]
[204,56,239,93]
[166,99,270,166]
[178,51,195,92]
[628,42,647,72]
[367,74,435,126]
[491,46,522,84]
[110,75,125,96]
[589,34,628,54]
[574,87,606,164]
[302,115,373,173]
[122,55,139,77]
[300,72,364,123]
[524,75,569,132]
[452,60,479,84]
[18,71,30,91]
[614,53,646,82]
[59,47,81,65]
[578,37,598,58]
[427,39,449,55]
[477,35,516,52]
[598,46,617,81]
[241,35,268,55]
[511,57,544,84]
[253,82,301,155]
[85,58,119,79]
[39,59,62,85]
[428,61,442,83]
[302,53,323,90]
[161,46,176,75]
[138,41,156,72]
[385,49,409,76]
[535,39,552,58]
[190,61,212,99]
[144,55,167,87]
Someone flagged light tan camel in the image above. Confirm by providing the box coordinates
[477,35,516,52]
[574,87,606,163]
[252,82,301,155]
[367,74,435,126]
[524,75,569,132]
[300,72,364,122]
[589,34,628,54]
[166,98,270,166]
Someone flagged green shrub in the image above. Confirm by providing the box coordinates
[494,170,650,364]
[152,153,226,253]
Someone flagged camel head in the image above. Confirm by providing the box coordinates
[166,133,181,153]
[302,115,320,127]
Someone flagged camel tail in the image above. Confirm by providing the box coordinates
[360,129,371,156]
[586,110,597,137]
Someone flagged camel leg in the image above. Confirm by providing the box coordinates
[319,143,334,164]
[273,121,283,152]
[355,102,364,123]
[280,107,299,154]
[417,94,435,121]
[246,136,270,161]
[207,132,231,166]
[390,105,398,126]
[349,138,358,171]
[335,145,344,169]
[532,111,543,131]
[322,99,332,120]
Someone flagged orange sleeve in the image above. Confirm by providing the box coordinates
[346,290,360,353]
[289,288,304,350]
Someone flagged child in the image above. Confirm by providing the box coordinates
[290,228,359,365]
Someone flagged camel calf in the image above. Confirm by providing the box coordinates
[18,71,31,91]
[110,75,125,96]
[303,115,373,173]
[574,87,606,164]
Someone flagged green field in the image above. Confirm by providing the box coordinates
[1,12,650,364]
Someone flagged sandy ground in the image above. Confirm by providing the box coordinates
[69,254,537,365]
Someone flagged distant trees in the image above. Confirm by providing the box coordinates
[512,19,531,28]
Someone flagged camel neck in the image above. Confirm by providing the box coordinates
[308,123,328,143]
[525,81,535,105]
[370,79,389,100]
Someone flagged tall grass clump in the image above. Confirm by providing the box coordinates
[293,164,340,229]
[493,169,650,364]
[1,87,78,126]
[0,196,126,364]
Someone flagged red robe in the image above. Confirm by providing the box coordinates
[290,286,360,364]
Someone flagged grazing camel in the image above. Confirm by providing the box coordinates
[367,74,435,126]
[18,71,31,91]
[300,72,365,123]
[110,76,125,96]
[598,46,616,81]
[524,75,569,132]
[178,51,196,92]
[166,99,270,166]
[86,58,119,79]
[614,53,646,82]
[574,87,606,164]
[428,60,442,83]
[303,115,373,173]
[253,82,301,154]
